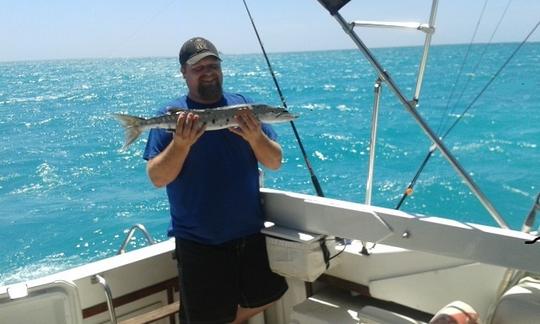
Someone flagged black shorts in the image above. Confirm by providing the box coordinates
[175,233,288,324]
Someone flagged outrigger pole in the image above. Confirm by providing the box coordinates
[317,0,509,228]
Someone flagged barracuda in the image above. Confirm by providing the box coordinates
[114,104,296,150]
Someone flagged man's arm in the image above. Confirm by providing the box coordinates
[147,112,205,187]
[229,108,282,170]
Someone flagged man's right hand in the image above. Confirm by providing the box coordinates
[173,112,206,148]
[147,112,206,188]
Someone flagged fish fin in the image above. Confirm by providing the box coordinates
[113,114,145,150]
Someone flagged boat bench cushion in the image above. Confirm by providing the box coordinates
[492,276,540,324]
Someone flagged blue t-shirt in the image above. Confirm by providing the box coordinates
[143,93,278,244]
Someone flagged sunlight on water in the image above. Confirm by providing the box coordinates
[1,43,539,285]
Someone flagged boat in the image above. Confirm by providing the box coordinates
[1,0,539,323]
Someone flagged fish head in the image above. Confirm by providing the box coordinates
[253,105,298,124]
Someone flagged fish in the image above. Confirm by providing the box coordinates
[114,103,297,150]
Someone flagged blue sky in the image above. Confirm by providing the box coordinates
[1,0,538,62]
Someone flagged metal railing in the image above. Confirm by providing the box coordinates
[117,224,156,255]
[317,0,509,229]
[91,224,157,323]
[91,274,118,324]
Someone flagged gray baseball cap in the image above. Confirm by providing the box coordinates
[179,37,221,66]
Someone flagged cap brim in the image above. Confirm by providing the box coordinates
[186,52,221,65]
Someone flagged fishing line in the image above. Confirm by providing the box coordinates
[396,18,539,210]
[446,0,513,122]
[436,0,490,136]
[241,0,325,197]
[396,0,513,210]
[441,19,538,139]
[105,0,177,59]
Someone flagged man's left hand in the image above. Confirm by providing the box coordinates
[228,107,263,143]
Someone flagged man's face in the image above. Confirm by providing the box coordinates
[182,56,223,104]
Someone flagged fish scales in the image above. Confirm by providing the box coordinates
[114,103,296,150]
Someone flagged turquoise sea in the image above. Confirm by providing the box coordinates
[1,43,539,285]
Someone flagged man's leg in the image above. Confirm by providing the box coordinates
[231,302,274,324]
[235,233,288,323]
[175,238,239,324]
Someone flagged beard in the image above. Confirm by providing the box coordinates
[198,80,223,102]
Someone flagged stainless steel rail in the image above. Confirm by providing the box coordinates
[117,224,156,255]
[91,274,118,324]
[89,225,157,324]
[414,0,438,102]
[365,78,382,205]
[521,193,540,233]
[350,1,438,103]
[324,2,509,228]
[351,20,433,33]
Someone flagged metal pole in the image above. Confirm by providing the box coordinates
[414,0,439,102]
[92,274,118,324]
[365,78,383,205]
[117,224,155,255]
[332,12,509,228]
[359,78,384,255]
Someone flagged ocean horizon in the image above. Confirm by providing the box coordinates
[1,42,539,285]
[2,41,537,64]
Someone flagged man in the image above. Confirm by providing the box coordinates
[143,37,288,324]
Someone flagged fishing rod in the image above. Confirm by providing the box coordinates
[242,0,325,197]
[396,19,540,211]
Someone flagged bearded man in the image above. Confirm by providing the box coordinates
[143,37,288,324]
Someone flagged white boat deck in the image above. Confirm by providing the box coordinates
[1,189,540,323]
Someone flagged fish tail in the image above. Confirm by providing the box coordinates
[113,114,145,150]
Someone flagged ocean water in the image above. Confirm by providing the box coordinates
[1,43,539,285]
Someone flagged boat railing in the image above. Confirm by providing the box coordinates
[117,224,156,255]
[95,223,152,323]
[91,274,118,324]
[316,0,510,229]
[350,11,437,103]
[94,223,158,324]
[521,192,540,233]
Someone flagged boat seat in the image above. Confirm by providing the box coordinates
[0,280,83,324]
[491,276,540,324]
[429,301,478,324]
[119,300,179,324]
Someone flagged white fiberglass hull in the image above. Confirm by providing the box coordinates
[2,188,539,323]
